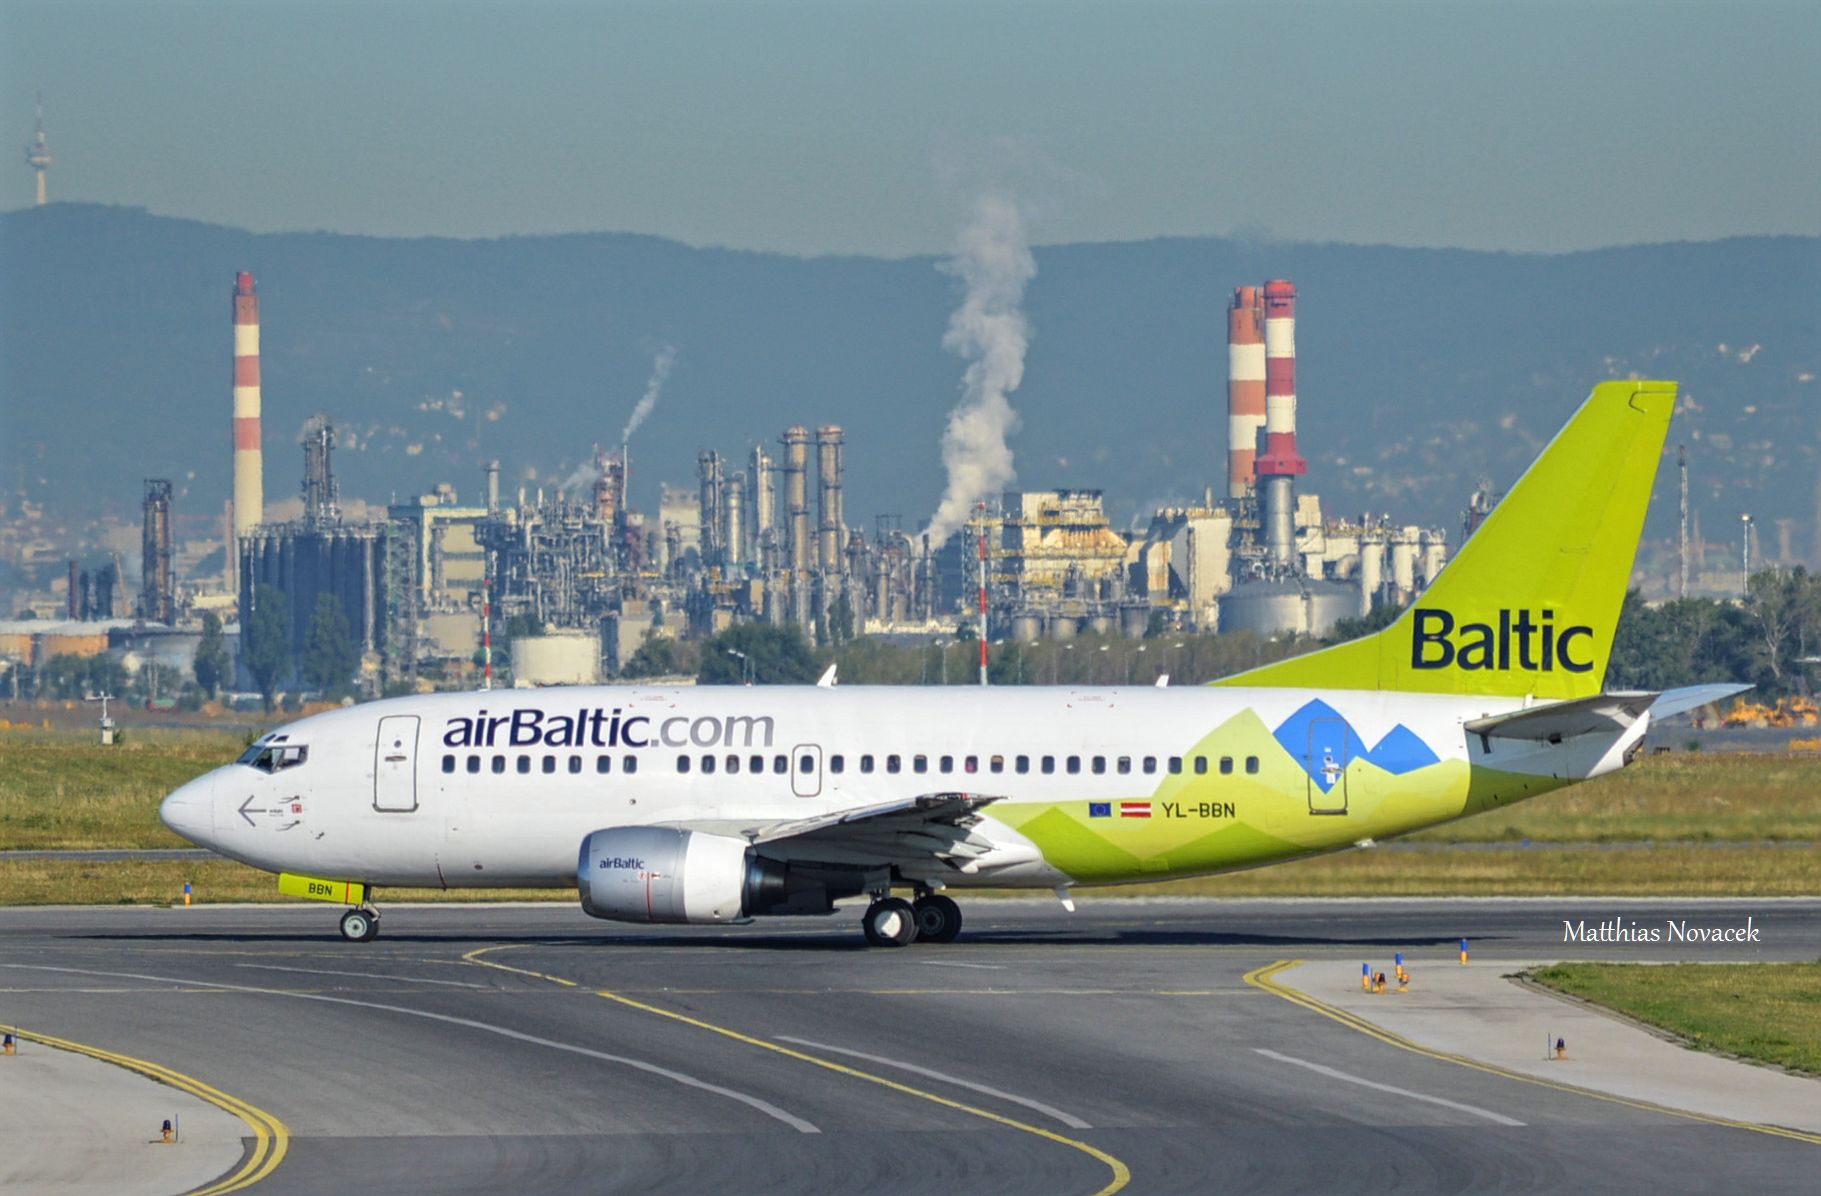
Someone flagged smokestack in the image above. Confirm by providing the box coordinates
[1226,286,1266,498]
[725,471,745,568]
[1255,279,1307,568]
[486,460,501,512]
[232,273,264,538]
[782,426,811,573]
[66,560,80,619]
[816,425,845,573]
[141,479,174,625]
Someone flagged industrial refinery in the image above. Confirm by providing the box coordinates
[5,269,1457,693]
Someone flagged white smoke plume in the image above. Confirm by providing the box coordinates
[925,193,1035,545]
[621,344,677,445]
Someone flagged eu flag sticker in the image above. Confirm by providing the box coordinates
[1088,802,1112,818]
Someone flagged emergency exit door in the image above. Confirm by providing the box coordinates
[374,715,420,812]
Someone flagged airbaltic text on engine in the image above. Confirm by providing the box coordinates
[1410,609,1594,673]
[441,708,776,750]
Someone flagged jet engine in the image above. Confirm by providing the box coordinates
[577,826,840,924]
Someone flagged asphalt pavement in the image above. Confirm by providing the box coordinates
[1,896,1816,1195]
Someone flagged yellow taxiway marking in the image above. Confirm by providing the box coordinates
[0,1024,289,1193]
[1243,960,1821,1147]
[465,945,1131,1196]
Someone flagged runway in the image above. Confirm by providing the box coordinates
[2,897,1816,1194]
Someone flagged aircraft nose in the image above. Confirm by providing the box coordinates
[160,777,218,845]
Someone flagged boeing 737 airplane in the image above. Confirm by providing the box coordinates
[161,380,1741,945]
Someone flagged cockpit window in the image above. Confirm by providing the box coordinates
[239,744,308,774]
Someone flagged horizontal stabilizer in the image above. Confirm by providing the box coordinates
[1649,683,1752,721]
[1464,692,1657,742]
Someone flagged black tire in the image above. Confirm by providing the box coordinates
[912,895,962,943]
[861,898,918,947]
[340,908,378,943]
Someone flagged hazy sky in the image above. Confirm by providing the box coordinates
[4,0,1815,256]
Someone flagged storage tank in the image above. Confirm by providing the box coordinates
[1217,578,1360,638]
[1420,529,1448,588]
[513,632,602,686]
[1390,527,1420,594]
[1358,536,1386,615]
[1086,613,1115,637]
[1049,615,1078,640]
[1009,612,1044,643]
[1119,602,1151,639]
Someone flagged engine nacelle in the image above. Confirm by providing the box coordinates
[578,826,834,925]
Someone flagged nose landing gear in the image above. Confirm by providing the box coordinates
[339,906,381,942]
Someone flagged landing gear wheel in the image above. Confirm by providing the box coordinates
[861,897,919,947]
[912,895,962,943]
[339,908,379,943]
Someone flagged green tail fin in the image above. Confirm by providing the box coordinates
[1216,380,1675,699]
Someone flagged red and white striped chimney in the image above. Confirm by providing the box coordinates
[232,272,264,539]
[1226,286,1266,499]
[1255,279,1306,568]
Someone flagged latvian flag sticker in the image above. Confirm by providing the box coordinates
[1119,801,1152,819]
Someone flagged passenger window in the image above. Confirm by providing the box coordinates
[990,755,1004,774]
[799,753,815,773]
[1219,757,1234,775]
[1092,756,1107,775]
[886,754,902,774]
[492,756,506,774]
[1168,757,1182,775]
[1194,756,1208,775]
[568,755,581,774]
[678,755,692,774]
[860,754,875,774]
[1246,756,1260,774]
[1041,756,1055,775]
[467,755,481,774]
[914,755,928,774]
[939,755,953,773]
[1015,755,1029,774]
[702,755,716,775]
[1142,756,1156,774]
[516,756,531,774]
[1066,756,1081,775]
[773,755,788,774]
[596,755,611,774]
[542,756,556,774]
[442,754,456,774]
[829,755,844,774]
[1116,756,1131,775]
[965,756,978,774]
[750,754,764,773]
[623,755,638,774]
[727,754,741,774]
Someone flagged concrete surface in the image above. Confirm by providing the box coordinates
[1272,958,1821,1135]
[0,897,1816,1195]
[0,1035,248,1195]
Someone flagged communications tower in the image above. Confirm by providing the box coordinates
[26,93,52,206]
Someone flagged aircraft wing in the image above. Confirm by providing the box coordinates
[662,792,1013,871]
[1648,683,1752,721]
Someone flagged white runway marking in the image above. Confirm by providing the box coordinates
[234,963,490,988]
[1253,1048,1525,1126]
[3,963,820,1134]
[777,1035,1092,1129]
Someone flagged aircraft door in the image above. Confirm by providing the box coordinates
[374,715,420,812]
[790,744,822,798]
[1306,717,1349,815]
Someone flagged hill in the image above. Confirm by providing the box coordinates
[2,204,1815,573]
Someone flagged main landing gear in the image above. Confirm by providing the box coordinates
[339,906,381,942]
[860,891,963,947]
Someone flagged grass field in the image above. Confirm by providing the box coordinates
[1,728,1817,905]
[1530,962,1821,1076]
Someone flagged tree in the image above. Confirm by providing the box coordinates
[192,611,230,697]
[242,583,291,712]
[301,593,359,696]
[696,623,819,685]
[623,632,681,679]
